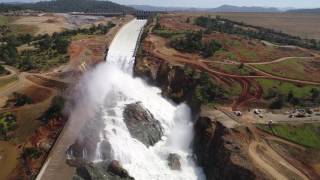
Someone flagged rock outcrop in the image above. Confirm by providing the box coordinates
[134,56,201,118]
[193,116,267,180]
[67,110,109,166]
[123,102,163,147]
[167,153,181,170]
[73,160,134,180]
[135,37,267,180]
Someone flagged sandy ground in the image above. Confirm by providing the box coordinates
[12,13,123,35]
[201,106,240,128]
[0,141,18,180]
[240,108,320,124]
[248,141,308,180]
[68,15,134,73]
[13,14,69,35]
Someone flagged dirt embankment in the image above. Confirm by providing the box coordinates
[134,37,268,180]
[68,15,134,73]
[134,18,317,180]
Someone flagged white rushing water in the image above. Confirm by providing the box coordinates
[81,19,205,180]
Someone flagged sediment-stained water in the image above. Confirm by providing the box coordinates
[76,19,205,180]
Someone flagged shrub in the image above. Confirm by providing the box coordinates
[195,73,225,104]
[269,94,285,109]
[21,147,42,160]
[41,96,65,123]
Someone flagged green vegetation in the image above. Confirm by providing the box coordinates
[41,96,65,123]
[0,65,7,75]
[169,31,222,58]
[153,29,185,39]
[258,79,320,108]
[0,15,12,26]
[153,17,222,58]
[258,123,320,149]
[210,63,257,76]
[21,147,42,160]
[0,75,18,88]
[0,112,17,139]
[0,15,38,36]
[7,92,33,107]
[269,94,286,109]
[0,0,134,13]
[0,22,115,71]
[253,58,318,82]
[194,16,320,50]
[195,72,226,104]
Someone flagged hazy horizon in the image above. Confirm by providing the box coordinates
[1,0,320,9]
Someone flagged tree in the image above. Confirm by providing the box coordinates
[12,92,33,106]
[0,65,6,75]
[21,147,42,160]
[195,73,225,104]
[186,17,190,23]
[239,63,244,69]
[287,91,294,102]
[53,37,69,54]
[37,34,51,51]
[269,94,285,109]
[311,88,320,103]
[41,96,65,123]
[18,54,35,71]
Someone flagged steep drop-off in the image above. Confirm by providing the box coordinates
[134,42,269,180]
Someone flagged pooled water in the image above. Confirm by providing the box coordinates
[81,19,205,180]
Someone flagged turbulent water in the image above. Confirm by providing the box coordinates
[79,19,205,180]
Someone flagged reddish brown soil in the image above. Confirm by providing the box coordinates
[18,86,52,104]
[151,15,320,109]
[9,117,67,180]
[205,33,313,62]
[69,37,107,69]
[144,34,320,110]
[26,75,68,90]
[159,14,204,31]
[303,60,320,81]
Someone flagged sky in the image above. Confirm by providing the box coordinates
[1,0,320,9]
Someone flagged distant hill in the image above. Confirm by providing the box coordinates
[130,4,281,13]
[0,0,135,13]
[210,5,281,12]
[130,5,185,12]
[287,8,320,13]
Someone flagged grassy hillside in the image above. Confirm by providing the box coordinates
[0,0,135,13]
[258,123,320,149]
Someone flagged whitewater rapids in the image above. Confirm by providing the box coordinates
[79,19,205,180]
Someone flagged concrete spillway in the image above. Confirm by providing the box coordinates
[37,19,205,180]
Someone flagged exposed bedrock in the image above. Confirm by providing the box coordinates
[67,110,108,166]
[73,160,134,180]
[134,56,201,118]
[193,116,267,180]
[167,153,181,170]
[123,102,163,147]
[134,53,267,179]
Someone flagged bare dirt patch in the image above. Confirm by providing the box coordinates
[267,138,320,179]
[26,75,68,90]
[160,14,204,31]
[0,141,19,180]
[206,33,313,62]
[253,58,320,82]
[68,36,107,71]
[18,86,52,104]
[13,14,69,35]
